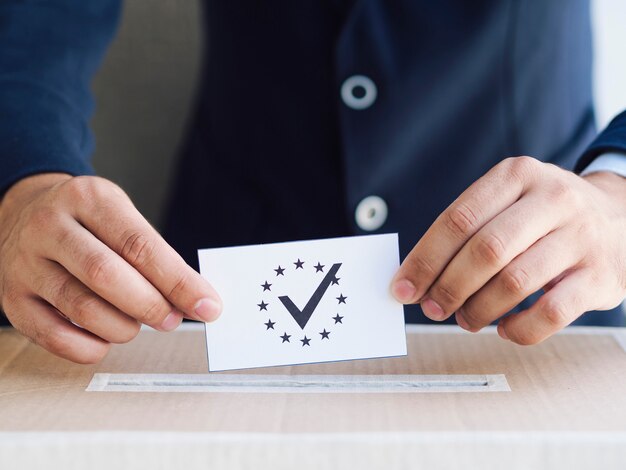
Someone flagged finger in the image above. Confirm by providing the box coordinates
[33,260,141,344]
[392,157,538,304]
[63,178,221,322]
[423,192,563,320]
[43,218,183,331]
[498,269,594,345]
[8,296,110,364]
[457,228,583,331]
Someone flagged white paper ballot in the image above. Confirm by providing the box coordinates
[198,234,407,371]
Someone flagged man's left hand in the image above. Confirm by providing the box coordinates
[391,156,626,344]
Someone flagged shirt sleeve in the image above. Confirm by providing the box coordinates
[0,0,122,197]
[576,110,626,174]
[579,153,626,178]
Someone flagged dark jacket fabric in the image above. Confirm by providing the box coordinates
[1,0,624,326]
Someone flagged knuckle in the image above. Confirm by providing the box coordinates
[137,298,169,325]
[406,255,437,278]
[38,325,75,358]
[120,231,157,268]
[432,282,462,310]
[55,274,75,303]
[62,176,124,207]
[62,176,99,205]
[500,267,530,296]
[541,300,570,329]
[167,274,189,302]
[83,252,117,286]
[472,233,507,266]
[28,312,111,364]
[459,307,482,329]
[444,203,481,240]
[38,275,67,312]
[510,328,541,346]
[97,177,129,200]
[503,156,538,182]
[71,293,100,326]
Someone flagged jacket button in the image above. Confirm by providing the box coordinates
[355,195,388,231]
[341,75,377,110]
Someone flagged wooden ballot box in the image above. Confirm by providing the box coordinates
[1,324,626,469]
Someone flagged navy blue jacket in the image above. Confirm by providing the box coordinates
[1,0,624,326]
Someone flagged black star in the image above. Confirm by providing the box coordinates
[336,294,347,304]
[333,314,344,324]
[294,259,305,269]
[261,281,272,292]
[274,265,285,276]
[280,332,291,343]
[331,276,340,286]
[320,329,330,340]
[258,301,268,311]
[314,262,325,273]
[265,319,275,330]
[300,336,311,347]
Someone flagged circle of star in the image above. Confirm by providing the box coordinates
[257,258,347,348]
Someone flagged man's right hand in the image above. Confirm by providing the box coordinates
[0,173,222,363]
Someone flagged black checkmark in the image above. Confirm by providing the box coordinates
[278,263,342,329]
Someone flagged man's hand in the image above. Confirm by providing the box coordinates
[0,173,222,363]
[391,156,626,344]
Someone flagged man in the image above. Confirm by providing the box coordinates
[0,1,624,363]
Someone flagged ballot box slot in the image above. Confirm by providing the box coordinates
[86,373,510,393]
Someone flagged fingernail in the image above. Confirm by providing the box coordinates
[421,297,445,320]
[391,278,417,303]
[455,311,470,331]
[160,311,183,331]
[194,297,222,322]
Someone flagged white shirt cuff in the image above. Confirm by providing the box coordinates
[580,153,626,178]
